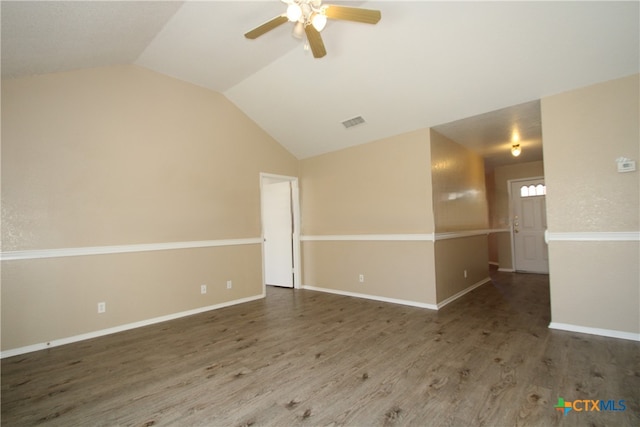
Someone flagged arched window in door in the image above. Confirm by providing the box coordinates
[520,184,546,197]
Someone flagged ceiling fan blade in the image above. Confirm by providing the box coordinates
[304,25,326,58]
[244,15,288,39]
[324,5,381,24]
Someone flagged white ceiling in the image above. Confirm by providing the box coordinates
[1,1,184,77]
[2,1,639,169]
[433,100,542,171]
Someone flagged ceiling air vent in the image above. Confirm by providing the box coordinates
[341,116,366,129]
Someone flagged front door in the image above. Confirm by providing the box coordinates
[510,178,549,273]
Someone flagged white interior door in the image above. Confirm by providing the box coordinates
[262,180,294,287]
[510,178,549,274]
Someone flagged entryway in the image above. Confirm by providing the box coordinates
[509,177,549,273]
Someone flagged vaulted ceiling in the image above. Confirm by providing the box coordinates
[2,1,638,168]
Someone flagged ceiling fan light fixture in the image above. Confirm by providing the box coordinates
[312,12,327,31]
[292,21,305,39]
[287,4,302,21]
[244,1,382,59]
[511,143,522,157]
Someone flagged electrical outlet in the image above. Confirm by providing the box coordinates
[97,302,106,313]
[226,280,232,289]
[359,274,364,283]
[464,269,468,279]
[200,284,207,294]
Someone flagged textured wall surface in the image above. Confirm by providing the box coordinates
[542,74,639,335]
[300,129,433,236]
[1,65,298,352]
[430,130,488,232]
[543,75,639,233]
[429,130,490,302]
[299,129,437,305]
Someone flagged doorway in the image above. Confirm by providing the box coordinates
[260,173,301,289]
[509,177,549,273]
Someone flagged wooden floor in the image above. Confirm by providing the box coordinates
[2,270,639,426]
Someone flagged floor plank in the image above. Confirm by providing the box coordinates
[2,271,639,426]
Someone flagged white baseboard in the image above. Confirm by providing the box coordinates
[302,285,439,310]
[303,278,491,311]
[434,229,505,240]
[300,230,510,243]
[1,293,265,359]
[549,322,640,342]
[436,277,492,309]
[498,267,515,272]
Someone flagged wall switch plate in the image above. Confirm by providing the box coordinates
[200,284,207,294]
[226,280,232,289]
[98,302,106,313]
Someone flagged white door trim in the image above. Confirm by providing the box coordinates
[259,173,301,290]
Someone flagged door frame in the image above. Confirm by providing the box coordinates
[259,173,301,291]
[507,176,547,273]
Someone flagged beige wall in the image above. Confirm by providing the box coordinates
[300,129,433,235]
[548,242,639,333]
[430,130,489,232]
[1,246,263,349]
[1,65,298,351]
[542,74,639,335]
[299,129,437,305]
[2,65,297,249]
[302,241,436,304]
[434,235,489,303]
[491,161,545,270]
[430,130,490,302]
[300,129,492,307]
[485,170,499,264]
[6,66,636,353]
[543,75,639,233]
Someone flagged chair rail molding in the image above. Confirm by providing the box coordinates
[0,238,263,261]
[545,231,640,243]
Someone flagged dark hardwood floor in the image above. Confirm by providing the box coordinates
[2,270,639,426]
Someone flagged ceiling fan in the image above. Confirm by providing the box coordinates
[244,0,381,58]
